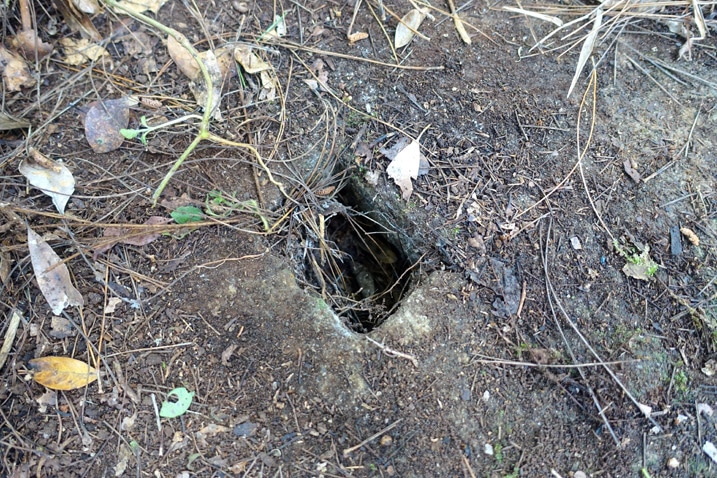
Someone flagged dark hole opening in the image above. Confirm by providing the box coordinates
[303,197,413,333]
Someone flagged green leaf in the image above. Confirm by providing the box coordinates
[120,128,139,140]
[159,387,194,418]
[170,205,204,224]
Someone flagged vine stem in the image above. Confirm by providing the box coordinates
[102,0,281,204]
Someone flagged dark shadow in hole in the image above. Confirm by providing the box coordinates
[304,203,413,333]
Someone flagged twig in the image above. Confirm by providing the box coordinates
[542,218,620,446]
[150,393,163,455]
[461,453,477,478]
[577,65,614,241]
[471,353,638,368]
[366,336,419,367]
[343,419,403,456]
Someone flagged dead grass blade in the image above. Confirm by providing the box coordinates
[567,6,602,98]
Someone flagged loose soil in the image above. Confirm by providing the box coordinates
[1,1,716,477]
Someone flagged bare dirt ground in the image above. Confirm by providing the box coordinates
[1,0,716,476]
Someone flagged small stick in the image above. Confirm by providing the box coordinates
[366,336,418,367]
[461,454,477,478]
[150,393,163,456]
[516,280,526,318]
[343,419,402,456]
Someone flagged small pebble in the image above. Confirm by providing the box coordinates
[484,443,493,456]
[667,457,680,468]
[380,435,393,447]
[574,472,587,478]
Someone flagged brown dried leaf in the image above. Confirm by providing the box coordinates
[11,30,53,59]
[214,46,237,86]
[395,9,428,48]
[19,148,75,214]
[189,50,224,121]
[93,216,172,258]
[53,0,101,41]
[623,158,641,183]
[27,227,84,314]
[29,356,98,390]
[72,0,100,14]
[60,38,109,65]
[84,97,133,153]
[0,46,35,91]
[233,45,270,74]
[259,70,277,101]
[167,33,200,80]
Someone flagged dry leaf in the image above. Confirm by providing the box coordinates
[93,216,172,258]
[113,0,168,15]
[259,70,277,101]
[50,316,75,339]
[0,46,35,91]
[85,97,134,153]
[72,0,100,14]
[386,139,421,200]
[623,158,641,183]
[27,227,84,315]
[104,297,122,314]
[35,390,58,413]
[0,251,11,284]
[29,356,98,390]
[19,148,75,213]
[11,30,53,59]
[196,423,231,447]
[60,38,109,65]
[189,50,224,121]
[167,33,200,80]
[233,45,270,74]
[395,9,428,48]
[114,443,132,476]
[347,32,368,44]
[53,0,101,40]
[214,46,237,85]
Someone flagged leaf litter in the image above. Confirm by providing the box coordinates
[0,45,35,91]
[93,216,173,258]
[84,96,137,153]
[19,148,75,214]
[59,37,110,65]
[27,226,84,315]
[395,8,430,48]
[380,136,429,200]
[29,356,98,390]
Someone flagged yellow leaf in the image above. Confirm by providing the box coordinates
[29,356,98,390]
